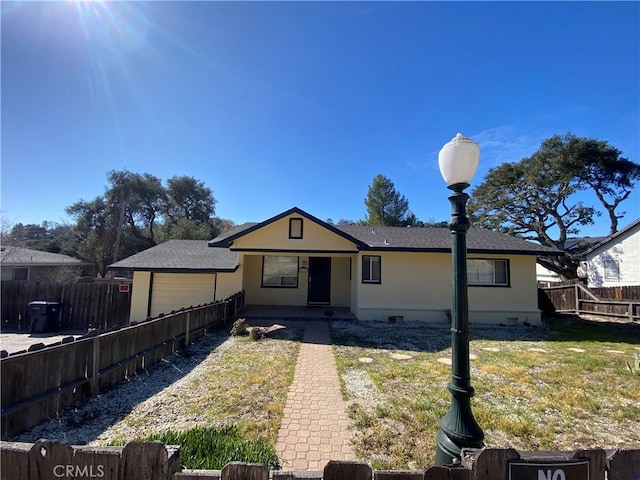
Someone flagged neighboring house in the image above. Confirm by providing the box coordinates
[536,236,606,285]
[580,218,640,287]
[109,207,560,326]
[0,246,96,282]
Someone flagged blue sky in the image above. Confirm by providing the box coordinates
[2,1,639,237]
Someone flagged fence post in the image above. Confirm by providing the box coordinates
[185,312,191,347]
[629,302,634,323]
[121,441,170,480]
[324,461,372,480]
[575,284,580,314]
[90,333,101,396]
[221,462,268,480]
[607,449,640,480]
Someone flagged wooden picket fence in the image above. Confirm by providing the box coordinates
[539,284,640,322]
[1,280,132,331]
[0,292,244,440]
[1,440,639,480]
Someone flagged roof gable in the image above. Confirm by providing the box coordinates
[582,218,640,257]
[209,207,364,252]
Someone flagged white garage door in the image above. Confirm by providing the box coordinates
[150,273,216,317]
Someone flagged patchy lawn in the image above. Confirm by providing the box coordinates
[331,317,640,470]
[14,324,303,448]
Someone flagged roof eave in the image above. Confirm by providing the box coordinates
[108,265,239,274]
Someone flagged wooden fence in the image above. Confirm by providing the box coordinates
[1,280,132,331]
[1,441,639,480]
[0,291,244,440]
[539,284,640,322]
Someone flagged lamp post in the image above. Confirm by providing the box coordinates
[435,133,484,465]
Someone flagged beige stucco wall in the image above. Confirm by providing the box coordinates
[130,271,152,323]
[215,268,243,301]
[354,251,542,325]
[231,214,358,252]
[331,257,351,307]
[242,253,352,306]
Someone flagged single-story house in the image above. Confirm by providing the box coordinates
[0,246,96,282]
[109,207,561,326]
[580,218,640,287]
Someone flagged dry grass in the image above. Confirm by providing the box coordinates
[97,325,303,446]
[331,317,640,470]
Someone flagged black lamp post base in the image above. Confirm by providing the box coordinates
[435,423,484,465]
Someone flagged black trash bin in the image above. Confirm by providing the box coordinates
[29,301,62,333]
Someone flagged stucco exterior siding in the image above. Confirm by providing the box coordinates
[467,255,538,309]
[231,214,358,252]
[357,251,452,312]
[215,268,243,301]
[242,253,352,306]
[130,271,152,323]
[355,252,541,325]
[243,254,307,305]
[330,257,351,307]
[149,273,216,318]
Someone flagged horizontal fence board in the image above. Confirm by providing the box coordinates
[0,292,244,440]
[539,284,640,321]
[1,280,132,332]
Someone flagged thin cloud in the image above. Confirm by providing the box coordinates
[472,126,543,167]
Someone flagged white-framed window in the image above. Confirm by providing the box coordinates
[362,255,381,284]
[468,259,509,286]
[289,218,303,239]
[262,256,299,288]
[604,259,620,281]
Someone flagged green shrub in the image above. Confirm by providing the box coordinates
[141,425,280,470]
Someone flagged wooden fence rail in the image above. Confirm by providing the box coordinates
[539,284,640,322]
[0,291,244,440]
[1,441,639,480]
[1,280,133,331]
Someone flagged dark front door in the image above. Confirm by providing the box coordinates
[308,257,331,305]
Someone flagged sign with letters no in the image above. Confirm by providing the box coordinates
[508,459,589,480]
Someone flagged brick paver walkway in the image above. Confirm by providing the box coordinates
[275,321,356,470]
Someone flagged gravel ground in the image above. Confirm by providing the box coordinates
[1,331,86,355]
[12,329,231,445]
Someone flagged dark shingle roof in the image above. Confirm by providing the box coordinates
[0,247,89,266]
[336,225,560,255]
[208,207,558,255]
[108,240,238,273]
[110,208,562,271]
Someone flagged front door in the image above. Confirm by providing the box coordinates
[308,257,331,305]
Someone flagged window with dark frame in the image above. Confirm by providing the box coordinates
[362,255,381,283]
[467,259,509,286]
[289,218,303,239]
[262,256,299,287]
